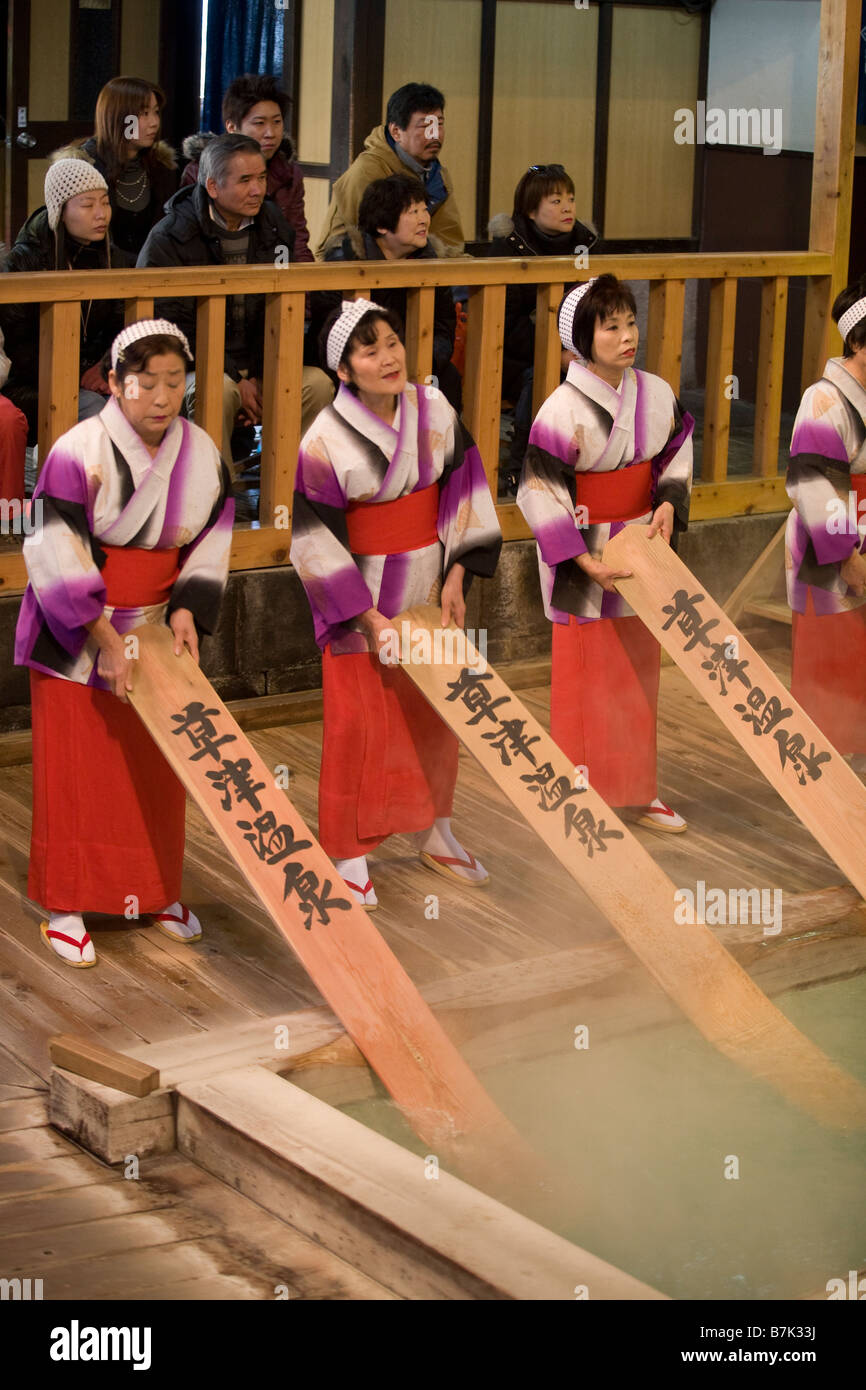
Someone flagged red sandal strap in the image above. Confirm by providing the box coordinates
[427,852,477,871]
[46,929,92,954]
[344,879,373,895]
[156,905,190,925]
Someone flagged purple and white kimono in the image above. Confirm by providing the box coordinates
[785,357,866,615]
[290,381,502,652]
[517,361,693,622]
[15,396,234,686]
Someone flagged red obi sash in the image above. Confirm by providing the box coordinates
[345,484,439,556]
[854,474,866,505]
[575,459,653,524]
[100,546,181,607]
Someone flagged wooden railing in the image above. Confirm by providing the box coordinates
[0,250,835,594]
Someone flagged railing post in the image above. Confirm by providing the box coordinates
[801,0,859,390]
[194,297,226,450]
[260,290,305,532]
[645,279,685,395]
[754,276,789,477]
[124,297,155,326]
[38,301,80,464]
[702,277,737,483]
[463,284,505,499]
[404,286,435,388]
[532,282,564,417]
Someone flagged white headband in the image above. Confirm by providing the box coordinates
[558,279,598,355]
[111,318,193,371]
[838,296,866,345]
[326,298,380,371]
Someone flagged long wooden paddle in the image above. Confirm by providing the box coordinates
[126,623,535,1184]
[395,605,866,1131]
[604,526,866,902]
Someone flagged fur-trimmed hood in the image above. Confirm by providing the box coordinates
[51,137,178,171]
[181,130,296,164]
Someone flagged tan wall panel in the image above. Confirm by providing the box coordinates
[28,158,52,217]
[490,2,598,231]
[29,0,70,121]
[302,176,332,254]
[383,0,481,241]
[298,0,334,164]
[605,6,701,240]
[120,0,162,83]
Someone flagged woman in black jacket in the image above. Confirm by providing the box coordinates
[488,164,596,490]
[53,76,178,259]
[0,158,132,443]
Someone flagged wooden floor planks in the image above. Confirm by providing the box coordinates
[0,648,860,1092]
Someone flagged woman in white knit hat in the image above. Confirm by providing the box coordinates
[14,320,234,967]
[785,275,866,772]
[516,274,694,834]
[0,156,132,445]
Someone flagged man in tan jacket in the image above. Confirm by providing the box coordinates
[314,82,465,258]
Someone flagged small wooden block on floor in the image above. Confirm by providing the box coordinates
[49,1034,160,1097]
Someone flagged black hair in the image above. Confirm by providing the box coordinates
[832,275,866,358]
[222,73,291,128]
[358,174,427,238]
[513,164,575,220]
[199,132,264,187]
[569,274,638,363]
[385,83,445,131]
[109,331,191,384]
[318,305,404,390]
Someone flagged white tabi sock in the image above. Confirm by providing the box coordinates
[154,901,202,940]
[335,856,378,908]
[414,818,488,883]
[45,911,96,965]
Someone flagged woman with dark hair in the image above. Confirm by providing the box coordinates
[785,275,866,769]
[0,158,131,442]
[54,76,178,257]
[488,164,596,489]
[15,320,234,967]
[290,300,501,908]
[517,275,693,833]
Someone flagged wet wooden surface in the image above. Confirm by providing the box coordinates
[0,643,861,1091]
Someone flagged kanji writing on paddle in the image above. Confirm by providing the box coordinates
[171,702,237,762]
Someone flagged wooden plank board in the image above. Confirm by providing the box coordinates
[604,527,866,904]
[48,1035,160,1098]
[395,604,866,1131]
[127,624,529,1174]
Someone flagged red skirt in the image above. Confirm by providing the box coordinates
[550,615,660,807]
[28,546,185,914]
[319,647,458,857]
[791,591,866,756]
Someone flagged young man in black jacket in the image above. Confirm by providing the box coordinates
[315,174,462,411]
[138,133,332,461]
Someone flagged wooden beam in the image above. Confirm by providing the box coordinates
[754,276,789,477]
[532,282,564,417]
[463,283,505,498]
[49,1035,160,1098]
[37,300,79,464]
[645,278,685,395]
[801,0,860,389]
[259,290,304,528]
[701,277,737,483]
[723,520,788,625]
[193,296,226,449]
[403,286,435,386]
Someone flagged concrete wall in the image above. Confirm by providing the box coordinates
[0,513,788,733]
